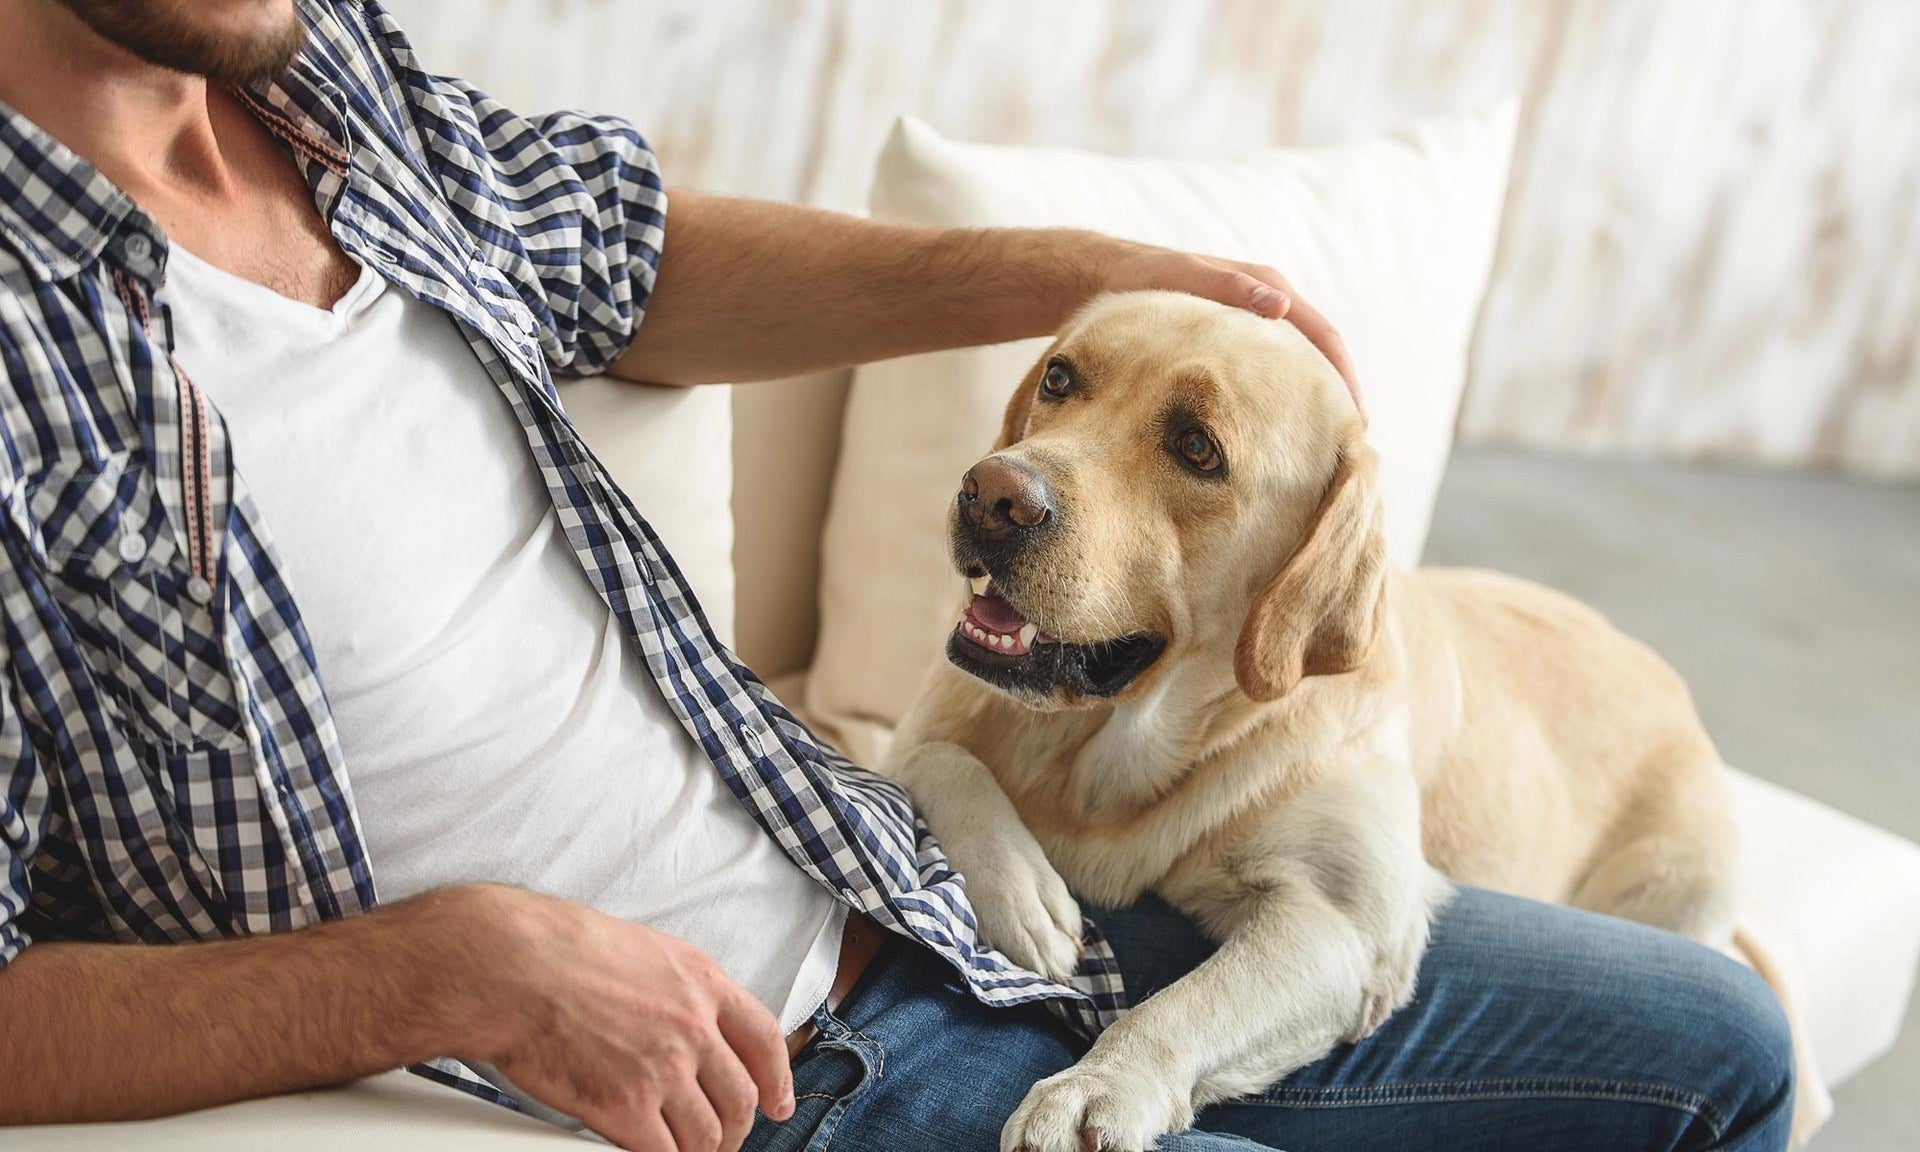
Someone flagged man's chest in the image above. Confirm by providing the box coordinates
[135,179,360,312]
[174,219,360,310]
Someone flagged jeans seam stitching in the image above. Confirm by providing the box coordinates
[815,1106,845,1152]
[1253,1075,1729,1136]
[846,1029,885,1078]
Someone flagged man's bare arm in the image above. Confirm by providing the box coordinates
[0,885,794,1152]
[612,191,1359,405]
[0,888,485,1124]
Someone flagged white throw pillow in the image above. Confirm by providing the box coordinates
[808,107,1518,763]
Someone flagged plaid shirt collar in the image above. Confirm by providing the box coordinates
[0,106,145,283]
[0,0,1126,1115]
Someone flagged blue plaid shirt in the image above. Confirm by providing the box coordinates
[0,0,1121,1109]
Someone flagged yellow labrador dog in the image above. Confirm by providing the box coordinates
[883,291,1824,1151]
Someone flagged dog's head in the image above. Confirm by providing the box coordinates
[946,291,1385,710]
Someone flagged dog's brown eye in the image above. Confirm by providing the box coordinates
[1174,427,1223,474]
[1040,359,1075,400]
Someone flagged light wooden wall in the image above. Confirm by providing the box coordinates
[386,0,1920,481]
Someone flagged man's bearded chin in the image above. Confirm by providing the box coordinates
[53,0,306,86]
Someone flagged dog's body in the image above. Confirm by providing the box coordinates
[883,292,1822,1151]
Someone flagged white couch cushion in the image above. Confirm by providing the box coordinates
[558,378,735,647]
[1729,768,1920,1086]
[807,108,1519,762]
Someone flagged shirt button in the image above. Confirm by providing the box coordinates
[186,575,214,605]
[741,728,764,759]
[121,232,157,275]
[116,532,147,564]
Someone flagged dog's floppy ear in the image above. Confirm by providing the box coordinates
[1234,437,1388,701]
[994,351,1049,450]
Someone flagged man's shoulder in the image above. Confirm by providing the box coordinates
[294,0,392,82]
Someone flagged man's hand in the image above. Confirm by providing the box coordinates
[1096,241,1363,419]
[474,887,796,1152]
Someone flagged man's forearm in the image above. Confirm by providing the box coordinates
[613,191,1122,385]
[0,886,502,1124]
[612,191,1361,398]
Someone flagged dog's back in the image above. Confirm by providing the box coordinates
[1393,566,1736,922]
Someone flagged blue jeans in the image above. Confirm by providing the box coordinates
[742,887,1794,1151]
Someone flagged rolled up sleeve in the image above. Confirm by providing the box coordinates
[433,77,669,379]
[351,2,671,375]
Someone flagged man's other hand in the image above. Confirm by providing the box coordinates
[469,886,796,1152]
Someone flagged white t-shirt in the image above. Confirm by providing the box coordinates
[157,248,843,1033]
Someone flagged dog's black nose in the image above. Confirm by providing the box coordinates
[959,456,1055,540]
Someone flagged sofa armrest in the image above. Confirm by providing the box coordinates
[1729,767,1920,1085]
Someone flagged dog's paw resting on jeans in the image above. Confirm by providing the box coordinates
[1001,1055,1194,1152]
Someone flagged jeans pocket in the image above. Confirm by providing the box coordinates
[747,1006,883,1152]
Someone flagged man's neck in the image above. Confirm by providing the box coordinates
[0,0,239,201]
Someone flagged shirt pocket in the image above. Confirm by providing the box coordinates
[20,455,247,753]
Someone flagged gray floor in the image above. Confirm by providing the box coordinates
[1423,447,1920,1151]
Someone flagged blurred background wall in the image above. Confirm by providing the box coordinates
[391,0,1920,479]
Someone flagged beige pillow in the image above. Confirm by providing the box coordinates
[808,107,1518,764]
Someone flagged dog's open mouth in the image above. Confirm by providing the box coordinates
[947,580,1166,699]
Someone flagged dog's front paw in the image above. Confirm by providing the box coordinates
[1001,1062,1195,1152]
[954,832,1084,981]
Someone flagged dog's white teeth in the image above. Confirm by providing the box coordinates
[969,574,991,597]
[995,634,1011,649]
[1018,623,1038,648]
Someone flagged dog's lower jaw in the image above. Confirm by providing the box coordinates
[946,628,1169,705]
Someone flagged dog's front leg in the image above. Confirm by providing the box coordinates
[887,739,1085,980]
[1000,891,1368,1152]
[1001,766,1444,1152]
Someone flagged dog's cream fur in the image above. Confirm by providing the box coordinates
[883,292,1827,1151]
